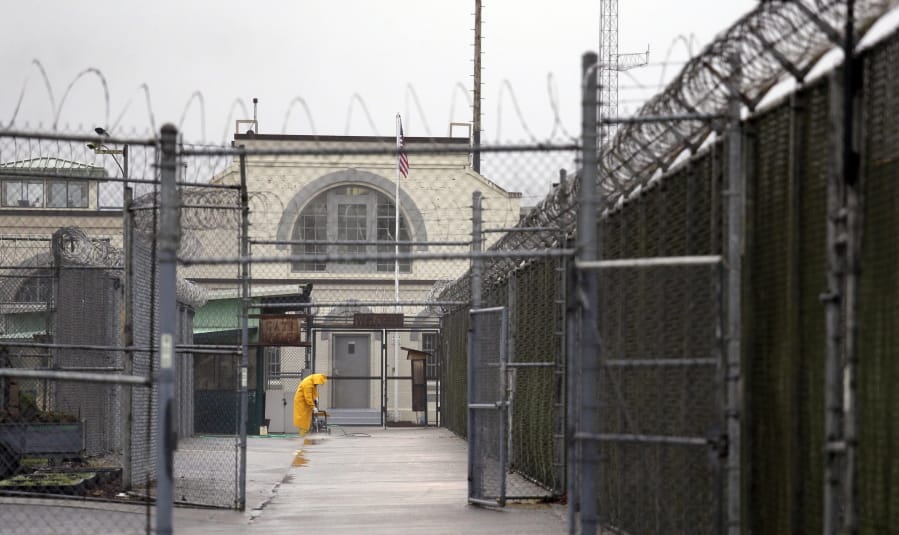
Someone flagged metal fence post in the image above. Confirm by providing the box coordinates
[156,123,181,535]
[238,152,249,511]
[841,3,861,532]
[824,69,847,535]
[467,190,483,502]
[565,232,579,535]
[576,50,600,535]
[725,53,745,535]
[122,186,134,490]
[471,191,483,309]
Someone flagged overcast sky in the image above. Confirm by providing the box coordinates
[2,0,758,146]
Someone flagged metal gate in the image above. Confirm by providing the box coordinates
[591,257,727,534]
[467,306,508,506]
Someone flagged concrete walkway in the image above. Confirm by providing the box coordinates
[174,426,567,534]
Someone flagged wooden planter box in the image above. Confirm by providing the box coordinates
[0,422,84,459]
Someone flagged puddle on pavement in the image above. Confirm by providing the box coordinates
[292,450,308,467]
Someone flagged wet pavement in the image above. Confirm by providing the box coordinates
[173,426,567,534]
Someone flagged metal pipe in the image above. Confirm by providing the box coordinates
[482,227,561,233]
[179,142,579,158]
[251,301,466,309]
[842,4,861,534]
[250,239,471,247]
[576,51,600,535]
[155,123,179,535]
[0,368,149,385]
[574,432,709,446]
[600,112,726,125]
[576,255,722,269]
[604,358,718,367]
[565,232,578,534]
[724,52,744,535]
[498,306,508,507]
[179,248,576,267]
[122,183,134,490]
[466,191,483,504]
[823,69,847,535]
[238,152,250,512]
[471,193,484,309]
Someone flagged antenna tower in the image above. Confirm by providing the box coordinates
[599,0,649,147]
[472,0,483,172]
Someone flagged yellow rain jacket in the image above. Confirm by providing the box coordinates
[293,373,328,434]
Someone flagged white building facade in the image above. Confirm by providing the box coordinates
[204,133,520,429]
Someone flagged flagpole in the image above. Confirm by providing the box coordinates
[393,113,401,423]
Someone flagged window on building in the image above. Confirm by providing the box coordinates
[14,276,52,303]
[48,181,88,208]
[3,180,43,207]
[2,178,88,208]
[292,186,412,273]
[266,347,282,388]
[423,332,438,381]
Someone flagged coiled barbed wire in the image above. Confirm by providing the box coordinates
[53,226,124,268]
[603,0,896,200]
[48,226,207,308]
[131,186,242,233]
[437,0,898,304]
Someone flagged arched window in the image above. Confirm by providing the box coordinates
[291,186,411,273]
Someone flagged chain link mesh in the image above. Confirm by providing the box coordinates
[1,23,899,531]
[857,31,899,534]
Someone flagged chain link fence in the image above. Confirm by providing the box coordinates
[594,156,724,534]
[1,12,899,532]
[857,27,899,534]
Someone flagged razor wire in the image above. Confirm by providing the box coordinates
[474,0,898,261]
[601,0,897,200]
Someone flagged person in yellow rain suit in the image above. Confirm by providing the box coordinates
[293,373,328,435]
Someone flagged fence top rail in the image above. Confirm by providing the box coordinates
[252,300,466,308]
[470,306,505,315]
[180,142,580,158]
[181,248,575,266]
[250,239,471,247]
[0,130,157,147]
[482,227,562,233]
[0,368,151,386]
[576,255,723,269]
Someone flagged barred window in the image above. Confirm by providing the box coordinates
[292,185,412,273]
[266,347,282,388]
[423,332,438,380]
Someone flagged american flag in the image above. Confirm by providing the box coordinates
[398,122,410,178]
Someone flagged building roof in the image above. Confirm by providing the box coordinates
[0,157,108,178]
